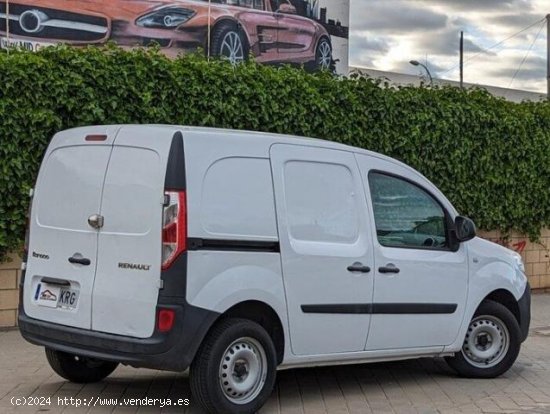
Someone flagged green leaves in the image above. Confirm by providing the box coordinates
[0,45,549,260]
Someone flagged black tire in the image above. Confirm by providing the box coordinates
[445,300,521,378]
[45,348,118,383]
[211,23,249,64]
[190,318,277,414]
[314,37,333,71]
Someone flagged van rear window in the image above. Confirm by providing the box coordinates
[36,146,111,231]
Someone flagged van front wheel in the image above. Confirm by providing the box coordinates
[45,348,118,383]
[445,300,521,378]
[190,318,277,414]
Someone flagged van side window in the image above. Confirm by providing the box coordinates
[368,172,447,249]
[284,161,359,243]
[201,158,277,238]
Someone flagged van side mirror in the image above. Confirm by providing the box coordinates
[455,216,476,242]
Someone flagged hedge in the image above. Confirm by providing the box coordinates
[0,45,549,259]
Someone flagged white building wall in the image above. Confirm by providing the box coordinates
[350,67,546,103]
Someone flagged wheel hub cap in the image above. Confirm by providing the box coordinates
[219,337,267,405]
[462,315,509,368]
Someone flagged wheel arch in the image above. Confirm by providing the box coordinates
[446,285,530,353]
[450,246,530,350]
[185,256,288,365]
[481,289,520,326]
[481,285,531,342]
[220,300,285,364]
[445,299,523,378]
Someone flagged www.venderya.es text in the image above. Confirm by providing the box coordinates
[12,396,190,408]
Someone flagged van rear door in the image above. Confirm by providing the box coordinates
[91,126,177,338]
[23,127,119,330]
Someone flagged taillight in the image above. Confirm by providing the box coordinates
[161,190,186,269]
[157,308,176,332]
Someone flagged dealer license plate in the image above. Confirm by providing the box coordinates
[35,283,79,309]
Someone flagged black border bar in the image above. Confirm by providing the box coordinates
[187,238,280,253]
[301,303,457,314]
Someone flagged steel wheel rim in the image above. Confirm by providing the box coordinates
[220,31,244,64]
[317,40,332,69]
[462,315,509,368]
[219,337,267,405]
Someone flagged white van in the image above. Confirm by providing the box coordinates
[20,125,530,414]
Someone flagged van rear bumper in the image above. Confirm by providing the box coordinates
[18,304,219,372]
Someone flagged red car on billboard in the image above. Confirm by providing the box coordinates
[0,0,334,70]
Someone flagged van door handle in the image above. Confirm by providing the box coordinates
[379,264,400,274]
[68,256,91,266]
[347,262,371,273]
[41,277,70,286]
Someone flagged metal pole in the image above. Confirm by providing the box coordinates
[460,31,464,88]
[420,62,433,86]
[207,0,212,60]
[547,14,550,100]
[409,60,433,86]
[6,0,10,45]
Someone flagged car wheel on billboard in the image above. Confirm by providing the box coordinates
[315,37,333,72]
[211,23,249,65]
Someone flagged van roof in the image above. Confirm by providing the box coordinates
[154,124,409,168]
[183,125,422,173]
[58,124,410,174]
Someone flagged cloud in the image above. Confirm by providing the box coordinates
[349,34,391,67]
[490,12,543,28]
[348,0,547,92]
[426,0,532,11]
[484,55,546,81]
[351,2,448,33]
[350,33,391,54]
[413,29,487,57]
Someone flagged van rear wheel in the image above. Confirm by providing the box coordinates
[445,300,521,378]
[190,318,277,414]
[45,348,118,383]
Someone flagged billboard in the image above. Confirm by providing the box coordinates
[0,0,349,74]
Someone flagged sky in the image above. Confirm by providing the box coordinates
[349,0,548,93]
